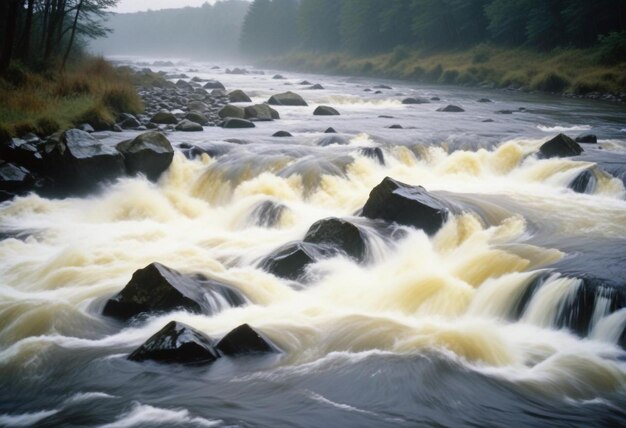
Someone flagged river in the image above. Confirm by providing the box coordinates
[1,59,626,427]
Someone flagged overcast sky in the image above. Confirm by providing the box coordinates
[113,0,226,13]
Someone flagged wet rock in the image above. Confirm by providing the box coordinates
[218,104,245,119]
[272,74,286,80]
[569,169,596,193]
[203,80,226,90]
[361,177,451,234]
[116,131,174,181]
[187,101,208,112]
[221,118,256,129]
[250,200,286,227]
[575,134,598,144]
[378,115,394,119]
[128,321,219,364]
[229,89,252,103]
[482,119,495,123]
[185,111,209,126]
[539,134,583,158]
[299,80,311,85]
[175,119,203,132]
[313,106,339,116]
[430,97,441,101]
[304,218,366,262]
[477,98,492,103]
[216,324,279,356]
[78,123,95,133]
[244,104,280,121]
[308,84,324,90]
[402,97,429,105]
[374,85,392,89]
[437,105,465,112]
[496,110,514,114]
[272,131,292,137]
[211,89,228,97]
[268,91,308,106]
[103,262,246,321]
[0,161,34,193]
[150,112,178,125]
[176,80,193,91]
[0,138,43,171]
[191,76,206,83]
[324,127,337,134]
[360,147,385,165]
[317,135,349,147]
[119,116,141,129]
[260,242,335,281]
[226,68,248,75]
[388,124,403,129]
[42,129,125,194]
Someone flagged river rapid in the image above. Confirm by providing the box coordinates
[1,59,626,427]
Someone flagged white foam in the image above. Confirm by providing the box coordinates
[98,403,222,428]
[537,125,591,132]
[0,410,58,427]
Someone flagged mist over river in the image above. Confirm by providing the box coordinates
[2,59,626,427]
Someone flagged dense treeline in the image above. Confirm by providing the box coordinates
[0,0,116,72]
[90,1,250,60]
[240,0,626,62]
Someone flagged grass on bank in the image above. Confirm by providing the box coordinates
[0,57,144,138]
[267,44,626,96]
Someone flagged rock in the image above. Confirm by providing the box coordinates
[260,242,334,281]
[185,111,209,126]
[388,124,403,129]
[211,89,228,97]
[112,124,123,132]
[477,98,492,103]
[103,262,246,321]
[359,147,385,165]
[191,76,206,83]
[539,134,583,158]
[273,131,292,137]
[430,97,441,101]
[175,79,193,91]
[482,119,494,123]
[299,80,312,85]
[402,97,429,104]
[218,104,245,119]
[0,161,34,193]
[374,85,392,89]
[175,119,203,132]
[116,131,174,181]
[0,138,43,171]
[216,324,279,356]
[150,112,178,125]
[575,134,598,144]
[221,118,256,129]
[437,105,465,112]
[308,84,324,90]
[496,110,514,114]
[229,89,252,103]
[374,91,382,94]
[226,68,248,75]
[313,106,339,116]
[119,117,141,129]
[361,177,451,234]
[78,123,95,133]
[42,129,125,194]
[250,200,286,227]
[324,127,337,134]
[268,91,308,106]
[128,321,219,364]
[317,135,349,147]
[272,74,286,80]
[203,80,226,90]
[304,218,366,262]
[569,169,596,194]
[244,104,280,121]
[187,101,208,112]
[378,115,394,119]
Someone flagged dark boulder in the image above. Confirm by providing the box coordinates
[496,110,514,114]
[437,105,465,112]
[482,119,495,123]
[575,134,598,144]
[128,321,219,364]
[272,131,292,137]
[324,127,337,134]
[150,112,178,125]
[539,134,583,158]
[308,84,324,90]
[477,98,492,103]
[185,111,209,126]
[313,106,339,116]
[0,161,34,193]
[116,131,174,181]
[361,177,452,235]
[359,147,385,165]
[317,135,349,147]
[175,80,193,91]
[374,85,392,89]
[203,80,226,90]
[103,262,246,321]
[175,119,203,132]
[272,74,286,80]
[119,116,141,129]
[216,324,279,356]
[402,97,429,105]
[268,91,308,106]
[229,89,252,103]
[221,118,256,129]
[304,218,367,262]
[260,242,335,281]
[219,104,245,119]
[299,80,312,85]
[388,124,403,129]
[569,169,596,194]
[0,138,43,171]
[244,104,280,121]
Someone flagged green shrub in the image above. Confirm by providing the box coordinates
[596,31,626,65]
[441,69,460,83]
[0,124,11,143]
[390,45,411,65]
[35,117,61,137]
[531,72,570,92]
[102,85,143,114]
[472,44,492,64]
[13,121,37,137]
[426,64,443,81]
[73,103,114,130]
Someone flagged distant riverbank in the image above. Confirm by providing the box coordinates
[262,45,626,103]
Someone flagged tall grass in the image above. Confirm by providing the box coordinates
[0,57,143,137]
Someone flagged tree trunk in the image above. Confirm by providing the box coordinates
[19,0,35,61]
[0,0,21,72]
[61,0,83,71]
[40,0,52,54]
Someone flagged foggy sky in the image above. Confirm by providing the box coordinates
[113,0,233,13]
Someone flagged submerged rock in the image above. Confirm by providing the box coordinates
[477,98,492,103]
[216,324,279,356]
[317,135,349,147]
[575,134,598,144]
[268,91,308,106]
[569,169,596,194]
[361,177,451,234]
[260,242,335,281]
[116,131,174,181]
[539,134,583,158]
[128,321,219,364]
[272,131,292,137]
[324,127,337,134]
[402,97,429,105]
[250,200,287,227]
[103,262,246,321]
[437,105,465,112]
[304,218,367,262]
[221,118,256,129]
[313,106,339,116]
[359,147,385,165]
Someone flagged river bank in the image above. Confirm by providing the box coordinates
[261,45,626,103]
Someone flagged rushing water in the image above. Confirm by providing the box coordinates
[1,59,626,427]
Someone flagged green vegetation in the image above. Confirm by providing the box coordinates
[0,57,143,137]
[242,0,626,95]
